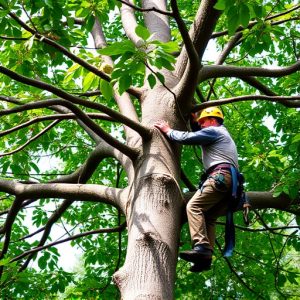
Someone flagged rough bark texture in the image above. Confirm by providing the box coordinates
[112,87,185,299]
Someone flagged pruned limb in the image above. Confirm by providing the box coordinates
[0,120,60,157]
[11,222,126,263]
[0,66,151,141]
[192,95,300,111]
[199,60,300,82]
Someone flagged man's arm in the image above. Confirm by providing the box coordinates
[154,120,219,145]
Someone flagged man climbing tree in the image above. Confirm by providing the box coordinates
[0,0,299,299]
[155,106,241,272]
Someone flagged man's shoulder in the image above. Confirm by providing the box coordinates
[202,126,226,134]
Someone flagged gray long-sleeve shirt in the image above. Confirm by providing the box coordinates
[167,125,239,171]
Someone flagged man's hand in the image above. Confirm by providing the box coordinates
[154,120,171,134]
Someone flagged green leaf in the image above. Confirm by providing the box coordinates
[85,14,95,32]
[82,72,96,92]
[227,7,239,35]
[156,57,174,70]
[44,0,53,8]
[100,79,113,101]
[214,0,226,10]
[118,74,132,95]
[277,274,286,287]
[239,4,250,28]
[98,41,135,56]
[135,25,151,40]
[253,4,263,18]
[147,73,156,89]
[0,258,11,267]
[30,162,40,173]
[38,256,47,269]
[156,72,165,84]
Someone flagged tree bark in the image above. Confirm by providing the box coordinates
[113,93,184,298]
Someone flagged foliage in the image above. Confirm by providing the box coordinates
[0,0,299,299]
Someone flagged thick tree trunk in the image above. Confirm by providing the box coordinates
[114,110,184,299]
[114,174,182,299]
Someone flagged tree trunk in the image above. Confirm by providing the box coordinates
[114,122,184,299]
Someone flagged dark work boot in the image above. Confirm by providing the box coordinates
[189,258,212,273]
[179,244,213,263]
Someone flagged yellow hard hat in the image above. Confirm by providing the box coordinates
[197,106,224,122]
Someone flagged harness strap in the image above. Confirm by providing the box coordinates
[223,165,238,257]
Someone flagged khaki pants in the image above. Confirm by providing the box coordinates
[186,170,232,250]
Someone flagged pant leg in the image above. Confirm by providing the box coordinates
[186,170,231,249]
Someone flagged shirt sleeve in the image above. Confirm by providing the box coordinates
[167,128,220,145]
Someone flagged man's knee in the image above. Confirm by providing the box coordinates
[186,200,204,215]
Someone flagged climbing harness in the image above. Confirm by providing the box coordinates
[199,163,250,257]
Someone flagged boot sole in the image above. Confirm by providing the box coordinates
[190,260,212,273]
[179,252,212,263]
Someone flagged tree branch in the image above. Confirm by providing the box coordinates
[192,95,300,111]
[0,197,23,278]
[199,60,300,81]
[0,180,127,212]
[215,239,260,297]
[0,113,115,138]
[211,4,300,38]
[184,191,299,213]
[0,120,60,157]
[142,0,171,43]
[91,17,141,147]
[11,222,126,263]
[171,0,200,68]
[4,10,142,99]
[175,0,222,77]
[118,0,172,16]
[120,0,144,46]
[206,32,243,101]
[0,66,150,141]
[0,97,140,161]
[240,77,277,96]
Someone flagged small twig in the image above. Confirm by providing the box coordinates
[117,0,173,17]
[0,120,60,157]
[0,113,114,138]
[211,4,300,38]
[192,94,300,112]
[21,2,39,32]
[11,222,126,263]
[215,239,262,298]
